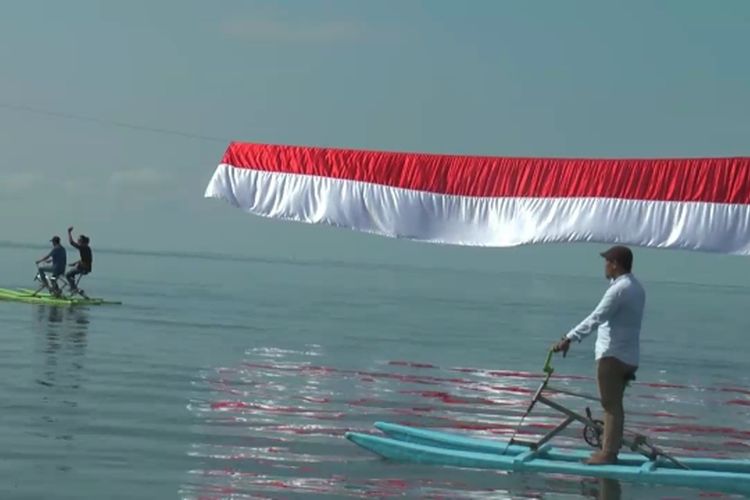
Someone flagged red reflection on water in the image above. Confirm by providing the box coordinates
[646,424,750,439]
[399,390,497,405]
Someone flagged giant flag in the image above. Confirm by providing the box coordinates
[205,142,750,254]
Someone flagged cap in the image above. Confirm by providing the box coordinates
[50,236,61,243]
[600,245,633,270]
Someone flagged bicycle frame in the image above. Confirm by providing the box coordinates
[507,349,689,470]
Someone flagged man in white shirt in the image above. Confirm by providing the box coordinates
[553,245,645,465]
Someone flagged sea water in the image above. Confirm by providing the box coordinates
[0,240,747,499]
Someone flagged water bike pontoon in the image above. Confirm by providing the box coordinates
[345,350,750,495]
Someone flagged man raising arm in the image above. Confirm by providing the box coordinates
[65,226,93,293]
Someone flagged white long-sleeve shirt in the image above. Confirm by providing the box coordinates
[565,273,646,367]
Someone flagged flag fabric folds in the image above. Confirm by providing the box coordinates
[205,142,750,255]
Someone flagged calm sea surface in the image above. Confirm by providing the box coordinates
[0,241,748,499]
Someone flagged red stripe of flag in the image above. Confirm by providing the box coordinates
[222,142,750,205]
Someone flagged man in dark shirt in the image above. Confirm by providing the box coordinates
[36,236,66,294]
[66,226,93,292]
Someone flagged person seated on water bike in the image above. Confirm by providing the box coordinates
[65,226,92,293]
[35,235,67,295]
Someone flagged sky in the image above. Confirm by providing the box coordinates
[0,0,748,266]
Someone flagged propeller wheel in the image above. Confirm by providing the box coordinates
[583,419,605,448]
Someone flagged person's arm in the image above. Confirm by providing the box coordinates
[554,285,622,355]
[36,250,51,264]
[567,285,622,342]
[67,227,80,249]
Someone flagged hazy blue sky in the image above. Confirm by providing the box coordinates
[1,0,748,264]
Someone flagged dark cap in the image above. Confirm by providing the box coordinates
[50,236,61,244]
[600,245,633,271]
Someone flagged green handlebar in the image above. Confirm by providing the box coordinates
[543,348,554,374]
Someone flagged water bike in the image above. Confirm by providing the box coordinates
[0,267,121,306]
[345,349,750,495]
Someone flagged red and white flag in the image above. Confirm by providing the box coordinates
[205,142,750,255]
